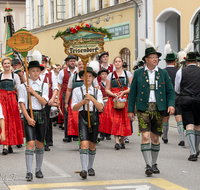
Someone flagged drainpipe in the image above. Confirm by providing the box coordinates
[132,0,138,60]
[145,0,148,38]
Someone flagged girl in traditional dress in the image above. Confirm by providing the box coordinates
[0,57,24,155]
[99,56,133,150]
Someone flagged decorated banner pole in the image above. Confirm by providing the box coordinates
[54,23,112,132]
[7,29,39,119]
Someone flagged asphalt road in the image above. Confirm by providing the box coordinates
[0,116,199,190]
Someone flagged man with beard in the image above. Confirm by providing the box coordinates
[57,56,77,142]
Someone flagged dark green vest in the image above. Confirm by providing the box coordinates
[111,70,128,88]
[0,72,15,91]
[72,73,84,89]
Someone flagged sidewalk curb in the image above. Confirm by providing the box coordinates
[0,181,10,190]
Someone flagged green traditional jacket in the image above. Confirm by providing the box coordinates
[127,67,175,113]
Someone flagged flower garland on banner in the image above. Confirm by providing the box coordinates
[54,23,113,40]
[5,8,13,12]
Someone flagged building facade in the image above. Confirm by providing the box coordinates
[26,0,147,71]
[153,0,200,68]
[0,0,26,58]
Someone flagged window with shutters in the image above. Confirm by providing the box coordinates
[114,0,119,5]
[99,0,103,9]
[120,48,131,71]
[50,0,54,23]
[87,0,91,13]
[194,12,200,52]
[38,0,44,26]
[56,0,66,20]
[72,0,76,17]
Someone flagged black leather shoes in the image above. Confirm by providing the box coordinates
[2,148,8,155]
[8,146,13,153]
[188,154,197,161]
[196,150,200,157]
[59,124,62,128]
[49,142,53,146]
[99,136,104,141]
[106,136,111,140]
[178,141,185,146]
[125,137,129,143]
[120,143,125,149]
[162,137,168,144]
[63,137,72,142]
[145,165,153,176]
[152,164,160,174]
[88,168,95,176]
[16,144,22,148]
[35,170,43,178]
[26,172,33,181]
[115,143,120,150]
[80,170,87,179]
[73,137,78,141]
[45,146,50,151]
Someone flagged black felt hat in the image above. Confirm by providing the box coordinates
[122,62,128,68]
[28,61,44,71]
[64,55,76,62]
[79,67,97,78]
[164,53,176,61]
[185,52,197,61]
[42,55,48,62]
[142,47,162,61]
[98,51,109,60]
[98,67,109,76]
[11,59,21,65]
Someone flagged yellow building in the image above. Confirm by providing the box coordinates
[153,0,200,68]
[26,0,144,71]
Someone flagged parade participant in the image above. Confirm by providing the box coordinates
[0,104,5,142]
[133,60,145,70]
[58,55,77,142]
[71,67,103,179]
[97,51,115,82]
[0,57,24,155]
[128,47,175,176]
[162,52,184,146]
[99,57,133,150]
[19,61,48,181]
[40,55,58,151]
[122,62,128,70]
[98,68,110,141]
[11,58,26,83]
[175,52,200,161]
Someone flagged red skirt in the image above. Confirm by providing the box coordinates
[58,92,64,124]
[99,87,132,136]
[0,89,24,145]
[67,99,79,136]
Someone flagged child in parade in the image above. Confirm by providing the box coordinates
[71,67,103,179]
[19,61,49,181]
[99,57,133,150]
[0,104,6,143]
[0,58,23,155]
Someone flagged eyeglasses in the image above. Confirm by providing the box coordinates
[147,57,159,59]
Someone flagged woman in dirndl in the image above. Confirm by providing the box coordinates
[0,57,24,155]
[65,60,99,140]
[99,56,133,150]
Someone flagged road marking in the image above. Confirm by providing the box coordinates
[106,185,151,190]
[43,159,71,178]
[9,178,188,190]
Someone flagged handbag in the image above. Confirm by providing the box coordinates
[113,71,126,109]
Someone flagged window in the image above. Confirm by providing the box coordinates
[50,0,54,23]
[31,0,35,29]
[194,12,200,52]
[114,0,119,5]
[120,48,131,71]
[99,0,103,9]
[72,0,76,17]
[56,0,66,20]
[87,0,91,13]
[38,0,44,26]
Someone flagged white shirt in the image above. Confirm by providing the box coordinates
[58,67,78,84]
[39,69,58,92]
[0,104,4,119]
[71,85,103,111]
[144,65,158,102]
[166,65,175,68]
[1,72,21,90]
[67,73,99,89]
[52,70,59,83]
[18,79,49,110]
[107,70,132,80]
[100,63,116,71]
[175,64,197,94]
